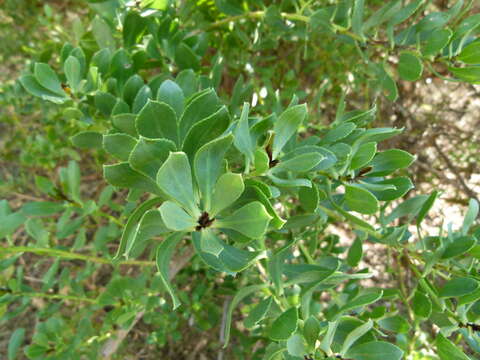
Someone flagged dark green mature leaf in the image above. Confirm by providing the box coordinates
[338,290,383,315]
[8,328,25,360]
[371,177,413,201]
[350,142,376,170]
[156,152,199,216]
[398,53,423,81]
[199,229,224,256]
[244,297,273,328]
[299,183,319,213]
[442,236,476,259]
[421,29,452,56]
[268,308,298,341]
[194,135,233,210]
[34,63,65,95]
[347,237,363,267]
[439,277,479,297]
[104,162,161,195]
[458,41,480,64]
[123,11,147,47]
[273,152,323,173]
[368,149,415,176]
[448,66,480,83]
[345,341,403,360]
[287,333,307,357]
[215,202,272,239]
[272,104,307,159]
[112,114,138,136]
[182,106,230,159]
[157,79,185,117]
[21,202,64,216]
[156,233,184,309]
[132,85,153,113]
[416,190,439,225]
[103,133,137,161]
[223,284,267,347]
[179,88,220,140]
[129,138,176,179]
[303,316,321,349]
[136,100,178,144]
[436,333,471,360]
[123,75,145,106]
[378,315,410,333]
[20,75,67,103]
[71,131,103,149]
[412,291,432,318]
[175,43,200,70]
[345,184,379,215]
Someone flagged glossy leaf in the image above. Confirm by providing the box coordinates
[157,79,184,117]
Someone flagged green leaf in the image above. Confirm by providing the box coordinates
[157,79,184,117]
[338,290,383,315]
[8,328,25,360]
[244,296,273,328]
[368,149,415,176]
[21,202,64,216]
[272,104,307,159]
[34,62,65,95]
[64,56,82,92]
[350,142,376,170]
[223,284,267,347]
[352,0,365,40]
[112,114,138,137]
[253,148,270,175]
[385,194,429,224]
[412,291,432,318]
[156,152,199,217]
[159,201,197,231]
[123,74,144,106]
[199,229,224,256]
[156,232,184,309]
[136,100,178,144]
[129,138,176,179]
[125,209,169,258]
[123,11,147,47]
[299,183,319,213]
[233,102,255,162]
[104,162,161,195]
[321,122,357,145]
[340,320,374,356]
[210,173,245,216]
[345,184,379,215]
[416,190,439,226]
[345,341,403,360]
[287,333,306,357]
[141,0,168,10]
[19,75,67,103]
[435,333,471,360]
[442,236,476,259]
[71,131,103,149]
[398,52,423,81]
[371,177,413,201]
[103,133,137,161]
[132,85,152,113]
[268,307,298,341]
[273,152,323,173]
[421,28,452,56]
[347,237,363,267]
[462,199,479,235]
[377,315,410,333]
[179,88,220,140]
[303,316,321,349]
[95,92,117,116]
[175,42,200,71]
[215,202,272,239]
[458,40,480,64]
[439,277,479,297]
[448,66,480,84]
[182,106,230,159]
[114,198,163,260]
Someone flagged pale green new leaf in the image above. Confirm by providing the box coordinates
[200,229,224,257]
[233,102,255,162]
[159,201,197,231]
[215,202,272,239]
[156,152,199,217]
[210,173,245,216]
